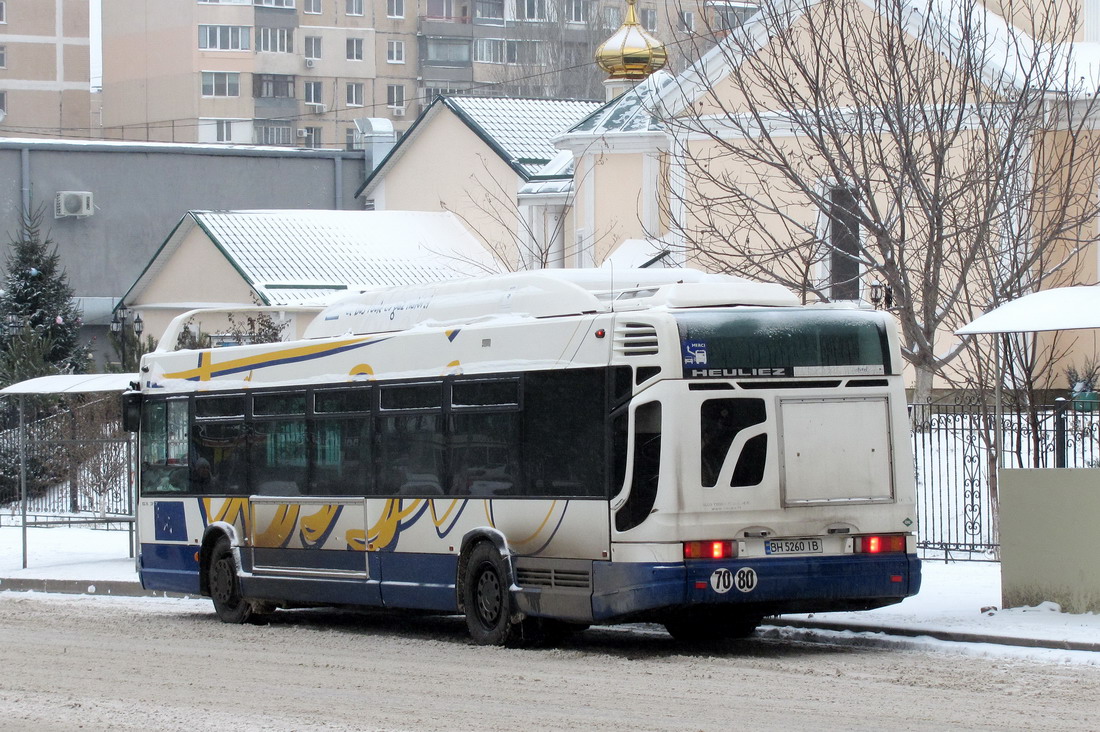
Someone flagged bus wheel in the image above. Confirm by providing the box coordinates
[462,542,518,646]
[664,610,761,643]
[209,537,254,624]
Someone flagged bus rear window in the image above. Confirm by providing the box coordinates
[676,309,890,378]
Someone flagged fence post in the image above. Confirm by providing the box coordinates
[1055,397,1068,469]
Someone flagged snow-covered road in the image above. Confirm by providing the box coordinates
[2,590,1099,731]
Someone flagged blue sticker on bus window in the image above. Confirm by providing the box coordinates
[682,340,709,367]
[154,501,188,542]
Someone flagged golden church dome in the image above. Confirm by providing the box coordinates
[595,0,668,81]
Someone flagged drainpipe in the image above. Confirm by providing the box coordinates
[21,147,32,217]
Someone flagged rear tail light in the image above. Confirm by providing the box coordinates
[855,534,907,554]
[683,540,737,560]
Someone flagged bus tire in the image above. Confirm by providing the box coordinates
[462,542,519,646]
[208,536,254,624]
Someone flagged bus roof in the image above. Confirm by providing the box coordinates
[300,268,799,339]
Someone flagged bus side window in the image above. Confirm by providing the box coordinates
[615,401,662,532]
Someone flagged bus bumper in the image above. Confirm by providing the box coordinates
[590,553,921,622]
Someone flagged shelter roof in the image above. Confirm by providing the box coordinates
[957,286,1100,335]
[122,210,500,308]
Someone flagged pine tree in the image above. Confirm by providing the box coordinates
[0,207,89,384]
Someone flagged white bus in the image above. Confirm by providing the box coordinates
[126,268,921,645]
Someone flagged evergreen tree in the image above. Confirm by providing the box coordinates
[0,208,89,385]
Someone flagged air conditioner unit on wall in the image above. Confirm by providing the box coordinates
[54,191,94,218]
[305,58,316,68]
[391,107,406,117]
[296,128,308,138]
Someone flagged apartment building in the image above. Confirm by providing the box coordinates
[92,0,747,149]
[0,0,93,138]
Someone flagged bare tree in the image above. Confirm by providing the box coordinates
[657,0,1100,404]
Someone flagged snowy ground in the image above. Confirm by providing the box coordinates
[3,525,1099,656]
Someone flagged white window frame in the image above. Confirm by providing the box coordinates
[198,25,250,51]
[640,7,657,31]
[304,0,322,12]
[346,82,364,107]
[0,2,7,24]
[201,71,241,97]
[0,45,6,69]
[679,10,694,32]
[387,0,404,17]
[346,0,364,15]
[304,36,322,59]
[346,37,364,60]
[302,126,322,148]
[603,6,621,27]
[566,0,587,23]
[0,91,6,114]
[216,120,234,142]
[304,80,324,104]
[516,0,547,21]
[254,0,295,8]
[474,38,504,64]
[387,84,405,108]
[257,27,293,53]
[387,40,405,63]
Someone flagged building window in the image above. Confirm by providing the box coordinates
[475,0,504,21]
[301,127,322,148]
[387,0,404,17]
[346,37,364,60]
[202,71,241,96]
[304,36,322,59]
[198,25,250,50]
[474,38,539,64]
[346,0,363,14]
[304,80,324,104]
[602,5,621,27]
[254,73,295,98]
[346,82,364,106]
[516,0,546,21]
[474,38,504,64]
[566,0,588,23]
[254,0,295,7]
[425,38,471,65]
[0,45,5,68]
[387,40,405,63]
[0,91,6,114]
[640,7,657,31]
[827,186,861,301]
[257,27,293,53]
[712,1,759,30]
[387,84,405,109]
[216,120,234,142]
[304,0,322,12]
[0,2,6,23]
[679,10,694,31]
[255,119,294,145]
[346,127,360,150]
[199,0,251,4]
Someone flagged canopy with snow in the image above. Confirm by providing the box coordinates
[0,373,137,395]
[956,286,1100,335]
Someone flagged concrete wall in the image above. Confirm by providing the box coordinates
[999,468,1100,613]
[0,139,367,365]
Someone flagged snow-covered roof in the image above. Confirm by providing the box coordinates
[0,373,137,395]
[356,95,602,199]
[444,96,603,177]
[567,71,675,137]
[956,286,1100,335]
[123,210,501,308]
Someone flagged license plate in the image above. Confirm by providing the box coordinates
[764,538,823,555]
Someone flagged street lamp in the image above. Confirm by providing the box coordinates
[111,307,143,371]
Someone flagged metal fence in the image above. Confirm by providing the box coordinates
[0,397,133,526]
[910,399,1100,559]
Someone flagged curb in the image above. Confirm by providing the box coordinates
[0,577,186,599]
[3,578,1097,653]
[770,617,1100,653]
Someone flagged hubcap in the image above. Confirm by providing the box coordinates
[474,565,502,627]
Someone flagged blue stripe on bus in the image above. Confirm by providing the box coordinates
[590,554,921,621]
[139,543,201,594]
[378,552,459,612]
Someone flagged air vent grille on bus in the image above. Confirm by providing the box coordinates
[516,567,592,589]
[614,322,659,357]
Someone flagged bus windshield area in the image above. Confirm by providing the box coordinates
[676,309,890,378]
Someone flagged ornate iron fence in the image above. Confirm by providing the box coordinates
[910,399,1100,559]
[0,396,133,526]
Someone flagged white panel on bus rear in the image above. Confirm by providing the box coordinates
[778,396,895,505]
